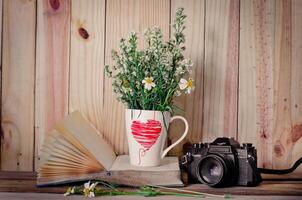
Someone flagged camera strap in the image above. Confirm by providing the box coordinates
[180,154,191,169]
[247,155,263,184]
[258,157,302,175]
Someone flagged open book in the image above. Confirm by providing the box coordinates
[37,111,183,187]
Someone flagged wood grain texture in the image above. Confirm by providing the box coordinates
[272,0,302,175]
[0,0,301,177]
[169,0,205,155]
[1,0,36,171]
[290,0,302,176]
[239,0,302,176]
[1,172,302,196]
[0,0,2,167]
[104,0,170,154]
[202,0,239,142]
[35,0,70,170]
[69,0,106,137]
[1,192,302,200]
[238,0,276,169]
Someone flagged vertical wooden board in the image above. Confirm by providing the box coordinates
[239,0,302,177]
[169,0,205,155]
[35,0,70,169]
[238,0,276,169]
[0,0,2,167]
[69,0,105,137]
[104,0,170,154]
[272,0,292,170]
[202,0,239,142]
[290,0,302,175]
[1,0,36,171]
[238,0,257,148]
[272,0,302,176]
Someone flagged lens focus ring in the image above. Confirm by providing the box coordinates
[196,154,233,187]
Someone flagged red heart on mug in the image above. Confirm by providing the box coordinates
[131,120,162,150]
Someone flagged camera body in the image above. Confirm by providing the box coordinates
[182,137,262,187]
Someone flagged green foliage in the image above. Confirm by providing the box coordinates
[224,194,233,199]
[105,8,194,112]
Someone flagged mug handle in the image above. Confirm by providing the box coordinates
[161,116,188,159]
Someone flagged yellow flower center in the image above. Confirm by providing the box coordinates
[187,79,193,88]
[83,188,90,196]
[145,78,153,84]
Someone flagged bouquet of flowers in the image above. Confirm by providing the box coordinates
[105,8,194,112]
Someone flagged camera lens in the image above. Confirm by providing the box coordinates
[197,155,233,187]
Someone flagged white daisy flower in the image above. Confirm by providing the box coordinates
[142,77,156,90]
[64,186,75,196]
[179,78,187,90]
[179,78,194,94]
[83,181,98,198]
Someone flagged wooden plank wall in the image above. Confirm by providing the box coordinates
[0,0,301,177]
[35,0,70,170]
[1,0,36,171]
[239,0,276,173]
[239,0,302,177]
[0,0,2,170]
[203,0,239,141]
[69,0,105,134]
[69,0,105,146]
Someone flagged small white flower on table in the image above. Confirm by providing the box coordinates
[64,186,75,196]
[83,181,98,198]
[142,76,156,90]
[179,78,194,94]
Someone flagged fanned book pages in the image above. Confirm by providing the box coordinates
[37,111,183,187]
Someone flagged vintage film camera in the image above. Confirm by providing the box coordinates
[181,137,262,187]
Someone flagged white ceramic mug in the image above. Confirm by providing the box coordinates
[125,109,188,167]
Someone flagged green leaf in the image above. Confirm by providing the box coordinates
[224,194,233,199]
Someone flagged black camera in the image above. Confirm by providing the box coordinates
[181,137,262,187]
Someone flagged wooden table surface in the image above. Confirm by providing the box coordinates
[0,192,301,200]
[0,171,302,197]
